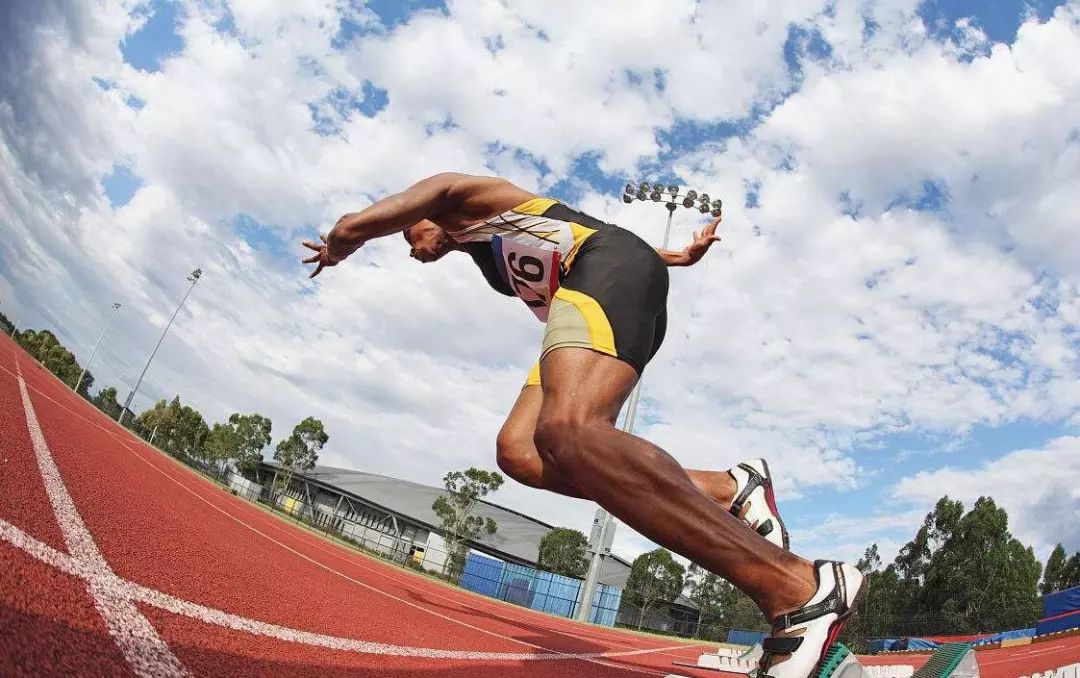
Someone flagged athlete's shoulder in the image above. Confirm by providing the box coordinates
[430,173,539,221]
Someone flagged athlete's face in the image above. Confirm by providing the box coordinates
[404,220,455,263]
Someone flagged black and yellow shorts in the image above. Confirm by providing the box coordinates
[525,225,669,387]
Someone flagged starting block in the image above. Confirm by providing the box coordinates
[910,643,979,678]
[811,643,914,678]
[672,644,762,674]
[811,641,977,678]
[675,641,976,678]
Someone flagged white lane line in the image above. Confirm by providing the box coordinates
[0,517,688,663]
[16,369,189,678]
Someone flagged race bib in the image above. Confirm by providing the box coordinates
[492,235,561,322]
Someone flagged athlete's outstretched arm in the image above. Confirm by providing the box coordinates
[656,213,723,267]
[326,173,464,260]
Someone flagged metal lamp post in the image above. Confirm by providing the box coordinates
[74,302,122,395]
[118,268,202,424]
[574,182,722,624]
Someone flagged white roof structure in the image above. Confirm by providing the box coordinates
[265,462,632,588]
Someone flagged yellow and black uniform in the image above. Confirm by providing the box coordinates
[453,198,668,385]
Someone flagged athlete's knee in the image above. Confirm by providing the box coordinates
[496,424,538,482]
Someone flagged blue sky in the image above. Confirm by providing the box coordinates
[5,0,1077,568]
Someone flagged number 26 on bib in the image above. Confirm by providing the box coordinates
[492,236,561,322]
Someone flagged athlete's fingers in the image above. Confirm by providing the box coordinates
[301,240,322,252]
[302,253,321,264]
[309,261,324,278]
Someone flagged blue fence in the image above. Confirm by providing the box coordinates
[460,551,622,626]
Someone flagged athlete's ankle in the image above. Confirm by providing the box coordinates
[759,558,819,620]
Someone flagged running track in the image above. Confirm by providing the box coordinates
[1,333,1076,677]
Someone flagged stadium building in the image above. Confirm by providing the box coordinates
[254,461,632,588]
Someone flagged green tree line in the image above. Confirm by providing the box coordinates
[841,496,1073,646]
[6,313,327,482]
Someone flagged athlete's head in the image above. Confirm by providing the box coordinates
[403,220,455,263]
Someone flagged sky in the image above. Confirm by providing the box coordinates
[1,0,1078,573]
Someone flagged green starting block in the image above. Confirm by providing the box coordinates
[813,643,866,678]
[911,643,979,678]
[812,640,979,678]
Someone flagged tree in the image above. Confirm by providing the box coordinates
[0,307,13,335]
[847,496,1044,642]
[537,528,589,578]
[273,416,327,489]
[431,468,503,579]
[205,413,272,477]
[1061,552,1080,591]
[716,577,767,633]
[16,329,93,395]
[135,396,209,460]
[623,548,685,629]
[684,563,726,638]
[1043,544,1068,595]
[842,543,901,648]
[923,496,1042,633]
[92,386,124,420]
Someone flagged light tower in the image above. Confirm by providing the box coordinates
[119,268,202,424]
[74,301,122,395]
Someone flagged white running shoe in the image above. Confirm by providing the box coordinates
[729,459,790,550]
[753,560,866,678]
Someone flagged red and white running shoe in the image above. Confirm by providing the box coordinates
[729,459,790,550]
[753,560,866,678]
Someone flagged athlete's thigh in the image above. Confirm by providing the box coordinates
[538,346,637,426]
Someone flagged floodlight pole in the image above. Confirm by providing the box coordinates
[119,268,202,424]
[576,184,719,624]
[75,302,122,395]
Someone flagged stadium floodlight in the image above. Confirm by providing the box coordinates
[622,194,633,203]
[624,183,635,195]
[75,301,122,395]
[698,203,711,214]
[682,196,695,209]
[699,193,710,204]
[668,185,679,196]
[652,182,665,193]
[712,199,723,210]
[636,189,647,200]
[711,207,722,217]
[650,190,662,202]
[685,189,697,201]
[639,181,650,191]
[119,267,203,425]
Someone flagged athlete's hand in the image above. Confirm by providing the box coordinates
[681,214,723,266]
[301,233,340,278]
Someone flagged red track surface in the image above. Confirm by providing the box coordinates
[1,333,1077,677]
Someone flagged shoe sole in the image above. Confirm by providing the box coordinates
[759,458,791,550]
